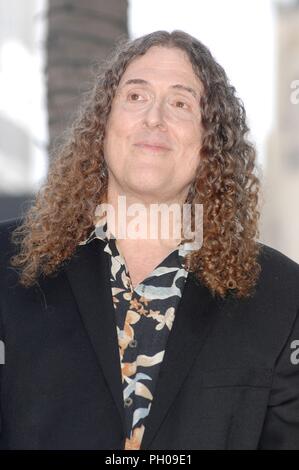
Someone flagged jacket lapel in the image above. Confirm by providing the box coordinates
[64,238,127,437]
[65,237,223,450]
[140,272,223,449]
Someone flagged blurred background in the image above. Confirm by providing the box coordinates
[0,0,298,262]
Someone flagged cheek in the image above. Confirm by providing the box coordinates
[174,129,202,175]
[104,116,127,155]
[184,154,200,176]
[189,120,203,146]
[106,108,138,144]
[106,113,124,137]
[177,124,202,157]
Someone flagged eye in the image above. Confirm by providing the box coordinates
[127,92,143,102]
[173,99,189,109]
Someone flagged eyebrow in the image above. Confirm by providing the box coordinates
[121,78,199,100]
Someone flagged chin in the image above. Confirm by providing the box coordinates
[132,183,163,193]
[127,168,165,183]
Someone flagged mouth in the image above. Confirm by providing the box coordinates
[134,142,171,153]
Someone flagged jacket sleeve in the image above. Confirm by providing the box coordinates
[0,217,19,449]
[0,308,5,449]
[258,307,299,449]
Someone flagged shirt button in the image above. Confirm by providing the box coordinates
[124,397,133,407]
[128,339,138,348]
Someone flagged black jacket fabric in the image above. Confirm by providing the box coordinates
[0,217,299,450]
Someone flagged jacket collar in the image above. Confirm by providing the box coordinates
[65,237,223,449]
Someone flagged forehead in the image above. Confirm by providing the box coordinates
[118,46,202,93]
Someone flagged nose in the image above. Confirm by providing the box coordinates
[142,98,167,130]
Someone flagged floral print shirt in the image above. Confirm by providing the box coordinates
[79,215,191,450]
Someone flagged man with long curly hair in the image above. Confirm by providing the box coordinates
[0,30,299,450]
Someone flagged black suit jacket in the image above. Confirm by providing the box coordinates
[0,217,299,450]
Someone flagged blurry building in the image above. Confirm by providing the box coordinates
[47,0,128,151]
[260,0,299,263]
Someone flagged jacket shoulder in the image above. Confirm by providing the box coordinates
[257,241,299,279]
[255,241,299,305]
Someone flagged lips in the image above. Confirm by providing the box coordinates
[134,141,171,151]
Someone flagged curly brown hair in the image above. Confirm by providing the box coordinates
[10,30,262,299]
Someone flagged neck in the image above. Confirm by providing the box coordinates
[103,184,189,249]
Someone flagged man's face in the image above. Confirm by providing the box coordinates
[103,46,203,203]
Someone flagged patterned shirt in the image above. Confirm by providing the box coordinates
[79,214,192,450]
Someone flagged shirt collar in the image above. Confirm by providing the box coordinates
[78,213,194,264]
